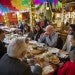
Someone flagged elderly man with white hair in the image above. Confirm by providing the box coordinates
[0,38,33,75]
[39,25,58,47]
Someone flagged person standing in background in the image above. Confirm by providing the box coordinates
[18,20,24,33]
[32,24,44,41]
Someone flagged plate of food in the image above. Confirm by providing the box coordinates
[59,52,69,58]
[42,65,54,75]
[48,55,60,64]
[29,40,37,45]
[30,49,44,55]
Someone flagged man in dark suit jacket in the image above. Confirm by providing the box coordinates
[0,29,7,58]
[0,38,33,75]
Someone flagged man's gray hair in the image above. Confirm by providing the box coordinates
[7,37,27,57]
[70,50,75,60]
[45,25,54,31]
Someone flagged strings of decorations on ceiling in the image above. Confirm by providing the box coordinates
[34,0,62,12]
[0,0,62,14]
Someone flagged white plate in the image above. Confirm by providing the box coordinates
[37,43,45,47]
[59,53,68,58]
[29,40,37,44]
[50,48,59,53]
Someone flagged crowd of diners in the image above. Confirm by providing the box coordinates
[0,21,75,75]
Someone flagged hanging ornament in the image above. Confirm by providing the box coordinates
[56,1,62,9]
[53,0,58,6]
[47,0,53,3]
[0,0,16,10]
[11,0,26,10]
[21,0,30,7]
[3,7,9,13]
[0,4,10,13]
[34,0,42,5]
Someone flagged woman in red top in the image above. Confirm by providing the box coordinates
[57,50,75,75]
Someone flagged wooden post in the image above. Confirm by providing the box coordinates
[30,0,35,30]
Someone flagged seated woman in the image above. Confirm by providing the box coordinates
[32,24,44,41]
[57,50,75,75]
[0,38,33,75]
[24,25,32,38]
[24,25,30,34]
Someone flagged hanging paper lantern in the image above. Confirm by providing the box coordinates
[41,0,53,3]
[0,0,17,11]
[21,0,30,7]
[34,0,42,5]
[0,0,14,10]
[41,4,45,9]
[35,3,44,10]
[34,0,54,5]
[11,0,26,10]
[3,7,9,13]
[56,1,62,9]
[53,0,58,6]
[0,0,11,7]
[34,0,47,5]
[47,0,53,3]
[0,4,3,11]
[41,0,46,3]
[0,4,9,13]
